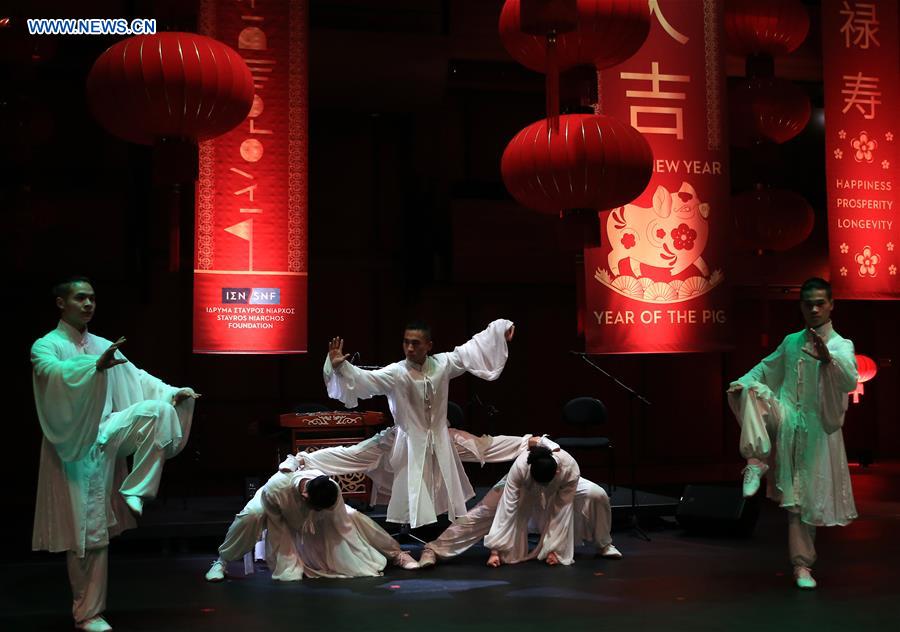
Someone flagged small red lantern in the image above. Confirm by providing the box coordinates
[851,354,877,403]
[731,186,814,252]
[499,0,651,73]
[724,0,810,58]
[86,32,254,145]
[501,113,653,215]
[729,76,811,146]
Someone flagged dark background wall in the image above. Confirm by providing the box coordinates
[3,1,897,551]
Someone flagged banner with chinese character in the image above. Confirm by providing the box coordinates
[585,0,730,353]
[822,0,899,299]
[194,0,308,353]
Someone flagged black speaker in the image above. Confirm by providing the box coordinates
[676,484,760,536]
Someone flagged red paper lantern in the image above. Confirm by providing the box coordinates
[856,354,877,382]
[86,32,254,145]
[724,0,810,57]
[731,186,814,252]
[499,0,651,72]
[851,354,877,403]
[501,113,653,215]
[729,76,811,146]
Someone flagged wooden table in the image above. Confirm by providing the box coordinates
[279,410,387,502]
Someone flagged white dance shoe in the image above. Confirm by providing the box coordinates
[205,559,227,582]
[600,544,623,559]
[741,463,768,497]
[794,565,817,590]
[75,615,112,631]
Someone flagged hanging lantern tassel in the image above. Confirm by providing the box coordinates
[546,32,560,133]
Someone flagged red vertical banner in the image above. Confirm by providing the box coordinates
[194,0,308,353]
[823,0,899,299]
[585,0,730,353]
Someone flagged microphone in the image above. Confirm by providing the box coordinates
[569,350,587,355]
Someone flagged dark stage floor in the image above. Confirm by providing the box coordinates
[3,463,898,631]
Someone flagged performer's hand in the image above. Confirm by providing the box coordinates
[546,552,560,566]
[329,336,350,368]
[802,328,832,363]
[172,388,201,405]
[505,325,515,342]
[486,551,502,568]
[727,381,744,393]
[96,337,128,371]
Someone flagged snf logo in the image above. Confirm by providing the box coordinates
[222,288,281,304]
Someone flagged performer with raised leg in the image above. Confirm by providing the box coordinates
[31,277,198,631]
[727,277,858,589]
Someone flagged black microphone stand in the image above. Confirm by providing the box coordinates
[571,351,652,542]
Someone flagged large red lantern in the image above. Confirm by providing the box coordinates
[86,32,254,145]
[724,0,810,58]
[729,76,811,146]
[499,0,651,73]
[501,113,653,215]
[731,186,814,252]
[851,354,877,403]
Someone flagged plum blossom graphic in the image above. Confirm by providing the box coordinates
[670,223,697,251]
[886,132,894,141]
[834,148,844,159]
[620,233,636,250]
[887,242,895,252]
[840,266,848,277]
[840,242,849,254]
[851,132,877,162]
[838,129,847,139]
[890,265,897,276]
[855,246,880,277]
[882,159,890,169]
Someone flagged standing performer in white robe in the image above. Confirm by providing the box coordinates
[31,277,198,632]
[727,277,858,590]
[417,445,621,568]
[308,319,515,528]
[259,469,418,580]
[204,428,548,581]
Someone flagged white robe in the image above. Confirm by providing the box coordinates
[728,322,858,527]
[31,320,194,556]
[320,318,512,527]
[483,448,581,565]
[260,469,401,581]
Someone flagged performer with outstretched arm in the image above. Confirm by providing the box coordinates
[728,277,858,590]
[31,277,198,631]
[307,319,515,528]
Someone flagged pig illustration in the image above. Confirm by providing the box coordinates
[606,181,710,278]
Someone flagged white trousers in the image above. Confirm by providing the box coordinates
[427,477,613,559]
[730,387,782,461]
[217,489,266,562]
[788,512,817,568]
[67,547,107,623]
[104,399,182,501]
